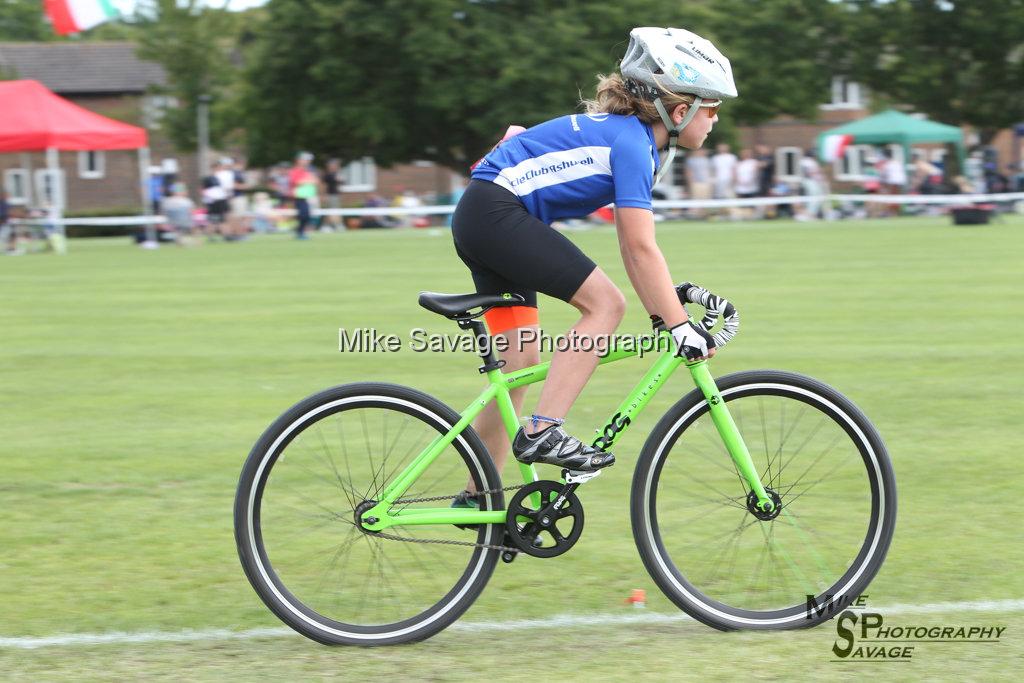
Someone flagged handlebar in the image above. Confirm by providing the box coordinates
[676,282,740,349]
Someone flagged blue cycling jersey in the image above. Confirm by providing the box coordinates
[471,113,659,225]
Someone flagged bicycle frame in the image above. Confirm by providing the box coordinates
[359,334,774,532]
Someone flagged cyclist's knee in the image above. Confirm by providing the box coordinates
[572,270,625,324]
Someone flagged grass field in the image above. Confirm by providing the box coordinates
[2,215,1022,680]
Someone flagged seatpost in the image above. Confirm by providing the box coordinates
[458,317,505,374]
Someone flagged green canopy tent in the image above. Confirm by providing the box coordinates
[817,109,965,172]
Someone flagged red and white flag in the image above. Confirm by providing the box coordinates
[821,134,854,162]
[44,0,118,35]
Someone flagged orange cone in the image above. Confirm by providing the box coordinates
[625,588,646,608]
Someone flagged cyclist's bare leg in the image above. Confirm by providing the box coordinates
[466,325,540,493]
[529,268,625,434]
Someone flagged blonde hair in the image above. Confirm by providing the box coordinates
[580,73,695,125]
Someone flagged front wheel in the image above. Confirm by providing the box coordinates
[234,382,504,645]
[631,370,896,630]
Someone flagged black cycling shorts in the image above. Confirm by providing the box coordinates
[451,179,597,306]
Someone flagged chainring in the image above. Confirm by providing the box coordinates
[505,480,584,558]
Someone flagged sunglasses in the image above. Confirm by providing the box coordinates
[698,99,722,118]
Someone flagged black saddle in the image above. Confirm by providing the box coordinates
[418,291,525,320]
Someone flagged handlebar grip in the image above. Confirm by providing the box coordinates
[676,282,740,349]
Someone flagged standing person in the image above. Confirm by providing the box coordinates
[289,152,318,240]
[798,149,827,220]
[450,26,733,483]
[755,144,776,218]
[229,160,251,236]
[321,159,343,231]
[880,148,907,216]
[214,158,241,239]
[1,189,14,254]
[684,148,712,219]
[711,142,738,219]
[734,148,760,219]
[201,161,229,238]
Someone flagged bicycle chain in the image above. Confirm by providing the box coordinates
[366,484,529,553]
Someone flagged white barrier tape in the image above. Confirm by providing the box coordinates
[11,191,1023,226]
[11,216,165,227]
[828,191,1024,205]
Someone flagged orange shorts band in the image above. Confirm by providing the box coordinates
[484,305,539,336]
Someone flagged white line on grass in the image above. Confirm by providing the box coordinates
[2,599,1022,650]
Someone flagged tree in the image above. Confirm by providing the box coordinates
[836,0,1024,144]
[703,0,844,126]
[135,0,240,152]
[0,0,52,41]
[242,0,727,169]
[241,0,855,170]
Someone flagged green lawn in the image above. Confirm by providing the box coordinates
[1,215,1021,680]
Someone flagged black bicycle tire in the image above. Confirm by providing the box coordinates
[631,369,897,630]
[234,382,503,645]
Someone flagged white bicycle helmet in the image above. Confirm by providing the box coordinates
[620,27,738,183]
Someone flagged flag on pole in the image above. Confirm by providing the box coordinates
[820,134,854,162]
[44,0,119,35]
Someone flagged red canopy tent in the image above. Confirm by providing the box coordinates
[0,80,153,240]
[0,79,148,151]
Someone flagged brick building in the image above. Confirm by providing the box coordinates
[0,42,187,213]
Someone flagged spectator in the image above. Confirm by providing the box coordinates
[361,193,394,228]
[798,149,827,220]
[685,148,712,218]
[161,182,196,242]
[912,156,942,194]
[734,148,760,219]
[250,191,275,233]
[771,177,795,219]
[201,160,230,237]
[289,151,319,240]
[396,188,425,228]
[1008,163,1024,193]
[711,142,738,218]
[1,189,13,254]
[147,170,164,216]
[229,159,251,235]
[755,144,775,198]
[321,159,343,230]
[880,148,907,216]
[269,163,291,201]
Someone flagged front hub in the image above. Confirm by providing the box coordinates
[746,488,783,521]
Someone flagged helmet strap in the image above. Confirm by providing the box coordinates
[653,96,703,185]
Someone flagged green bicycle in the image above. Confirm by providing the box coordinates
[234,283,896,645]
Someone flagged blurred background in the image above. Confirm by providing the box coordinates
[1,1,1022,680]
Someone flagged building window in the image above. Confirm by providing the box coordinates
[78,150,105,179]
[776,147,802,181]
[821,77,865,110]
[341,157,377,193]
[3,169,30,205]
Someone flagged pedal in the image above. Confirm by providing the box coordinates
[562,468,603,485]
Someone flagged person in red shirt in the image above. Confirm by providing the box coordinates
[288,152,319,240]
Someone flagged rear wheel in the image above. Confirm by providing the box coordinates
[234,382,503,645]
[631,370,896,630]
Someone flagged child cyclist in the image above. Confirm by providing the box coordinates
[451,27,737,485]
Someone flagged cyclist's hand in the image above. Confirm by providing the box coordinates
[670,320,717,361]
